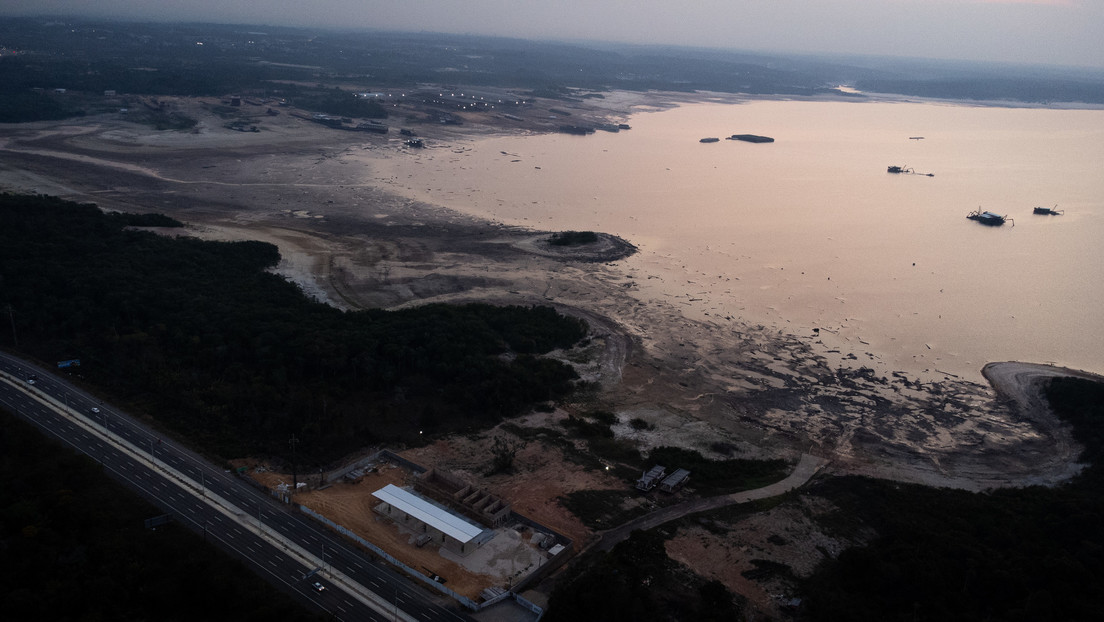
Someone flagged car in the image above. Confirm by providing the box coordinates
[26,378,35,385]
[312,582,326,592]
[90,407,101,414]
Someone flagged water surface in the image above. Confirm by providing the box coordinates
[373,99,1104,383]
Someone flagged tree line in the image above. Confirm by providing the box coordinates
[0,194,589,466]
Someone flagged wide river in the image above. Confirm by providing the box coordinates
[374,98,1104,384]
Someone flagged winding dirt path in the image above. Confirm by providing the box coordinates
[592,453,827,553]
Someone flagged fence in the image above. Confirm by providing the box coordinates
[297,504,547,617]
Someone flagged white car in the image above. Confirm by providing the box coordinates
[90,407,101,414]
[312,582,326,592]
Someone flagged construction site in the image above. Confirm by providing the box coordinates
[244,449,572,608]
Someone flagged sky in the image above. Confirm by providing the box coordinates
[2,0,1103,69]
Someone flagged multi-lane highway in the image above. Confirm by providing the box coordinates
[0,351,474,622]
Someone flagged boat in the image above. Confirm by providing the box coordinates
[1033,205,1064,215]
[727,134,774,143]
[699,137,720,143]
[887,165,913,174]
[967,208,1013,227]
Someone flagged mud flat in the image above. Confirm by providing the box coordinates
[0,92,1094,493]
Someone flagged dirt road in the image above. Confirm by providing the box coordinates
[593,453,827,552]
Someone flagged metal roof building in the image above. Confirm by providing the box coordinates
[372,484,483,544]
[659,468,691,492]
[635,464,667,491]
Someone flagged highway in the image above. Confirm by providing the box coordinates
[0,351,474,622]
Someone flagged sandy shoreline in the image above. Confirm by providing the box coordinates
[1,89,1098,490]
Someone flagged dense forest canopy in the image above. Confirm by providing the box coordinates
[0,194,589,465]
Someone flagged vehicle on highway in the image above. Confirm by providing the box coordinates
[90,407,100,414]
[312,582,326,592]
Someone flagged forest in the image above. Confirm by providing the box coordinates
[0,194,590,466]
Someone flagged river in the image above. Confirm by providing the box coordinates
[371,97,1104,383]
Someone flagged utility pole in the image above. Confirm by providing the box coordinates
[289,434,299,492]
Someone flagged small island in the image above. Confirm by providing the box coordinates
[727,134,774,143]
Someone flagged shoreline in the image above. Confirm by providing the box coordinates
[0,89,1095,489]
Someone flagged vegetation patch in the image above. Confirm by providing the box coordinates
[646,446,789,495]
[131,109,198,131]
[800,376,1104,621]
[0,194,589,465]
[559,489,650,531]
[546,530,744,622]
[548,230,599,246]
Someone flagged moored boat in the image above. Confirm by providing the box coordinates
[1033,205,1064,215]
[967,208,1013,227]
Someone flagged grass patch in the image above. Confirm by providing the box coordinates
[549,230,599,246]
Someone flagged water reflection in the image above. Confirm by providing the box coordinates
[372,100,1104,382]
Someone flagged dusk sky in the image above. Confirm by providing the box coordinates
[2,0,1102,69]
